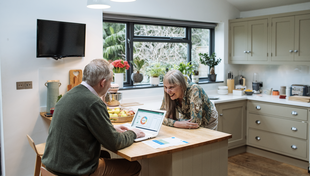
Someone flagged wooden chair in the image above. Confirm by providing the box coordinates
[40,167,56,176]
[27,135,46,176]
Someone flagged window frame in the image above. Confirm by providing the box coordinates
[103,14,216,87]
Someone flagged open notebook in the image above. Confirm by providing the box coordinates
[123,108,166,142]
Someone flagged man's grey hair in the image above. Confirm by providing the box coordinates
[82,59,113,86]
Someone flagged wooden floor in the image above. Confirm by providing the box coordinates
[228,153,309,176]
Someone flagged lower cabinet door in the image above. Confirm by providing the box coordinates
[216,101,247,149]
[248,128,308,160]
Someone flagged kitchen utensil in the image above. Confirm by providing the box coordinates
[279,95,286,99]
[227,79,234,93]
[45,80,61,113]
[105,92,122,106]
[272,90,279,95]
[109,83,119,93]
[263,88,273,95]
[218,86,228,90]
[280,86,286,95]
[68,69,83,91]
[290,84,308,96]
[218,89,228,95]
[252,82,263,94]
[245,91,254,96]
[120,102,144,107]
[233,89,244,96]
[288,96,310,103]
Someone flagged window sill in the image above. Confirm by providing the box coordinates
[119,80,224,91]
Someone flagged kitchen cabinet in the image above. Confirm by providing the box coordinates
[229,10,310,65]
[229,19,268,63]
[216,100,247,149]
[247,100,309,161]
[271,14,310,62]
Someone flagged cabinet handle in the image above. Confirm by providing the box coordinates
[220,114,223,116]
[294,50,298,53]
[255,136,261,141]
[291,127,297,131]
[256,106,261,110]
[291,111,298,116]
[247,51,251,53]
[291,145,297,150]
[289,50,293,53]
[244,51,247,54]
[255,120,261,125]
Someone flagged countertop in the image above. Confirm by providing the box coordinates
[121,93,310,110]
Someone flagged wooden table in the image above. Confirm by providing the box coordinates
[105,123,232,176]
[40,113,232,175]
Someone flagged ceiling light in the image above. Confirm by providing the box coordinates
[110,0,136,2]
[87,0,111,9]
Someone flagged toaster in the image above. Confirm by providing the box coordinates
[290,84,308,96]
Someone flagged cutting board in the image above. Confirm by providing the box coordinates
[288,96,310,103]
[68,69,83,91]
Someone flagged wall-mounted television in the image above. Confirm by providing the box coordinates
[37,19,86,60]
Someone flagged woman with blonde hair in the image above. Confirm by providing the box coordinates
[160,70,218,130]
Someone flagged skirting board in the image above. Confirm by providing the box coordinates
[228,145,308,170]
[247,146,308,170]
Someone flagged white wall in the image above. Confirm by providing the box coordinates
[0,0,239,175]
[226,3,310,91]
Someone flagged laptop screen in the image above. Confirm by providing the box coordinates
[131,109,165,132]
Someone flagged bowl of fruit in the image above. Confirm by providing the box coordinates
[244,89,254,96]
[107,107,135,123]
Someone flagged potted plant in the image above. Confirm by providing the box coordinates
[130,57,145,83]
[146,63,165,86]
[191,60,200,83]
[199,52,222,82]
[174,62,194,83]
[192,70,199,83]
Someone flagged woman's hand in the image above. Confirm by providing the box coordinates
[174,119,199,129]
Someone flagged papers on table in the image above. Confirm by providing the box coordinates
[143,137,189,149]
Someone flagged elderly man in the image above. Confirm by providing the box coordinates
[42,59,144,176]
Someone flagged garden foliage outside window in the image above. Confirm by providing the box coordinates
[103,14,216,86]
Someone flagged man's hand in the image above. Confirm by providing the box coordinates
[130,128,145,139]
[114,125,129,133]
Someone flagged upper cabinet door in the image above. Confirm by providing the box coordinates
[294,14,310,62]
[271,16,294,61]
[247,19,268,61]
[230,22,248,61]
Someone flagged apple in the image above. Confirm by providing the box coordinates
[110,114,118,117]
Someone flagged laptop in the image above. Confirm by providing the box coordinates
[123,108,166,142]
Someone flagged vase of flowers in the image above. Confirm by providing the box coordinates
[111,60,130,88]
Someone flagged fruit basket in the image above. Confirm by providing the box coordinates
[107,107,135,123]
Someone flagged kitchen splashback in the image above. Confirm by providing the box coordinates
[227,64,310,91]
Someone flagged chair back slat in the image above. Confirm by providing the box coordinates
[27,134,39,154]
[40,167,57,176]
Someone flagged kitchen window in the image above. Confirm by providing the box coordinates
[102,14,217,87]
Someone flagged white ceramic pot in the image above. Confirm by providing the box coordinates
[114,73,124,88]
[192,75,199,83]
[150,77,159,86]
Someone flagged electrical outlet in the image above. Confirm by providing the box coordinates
[16,82,25,90]
[16,81,32,90]
[24,81,32,89]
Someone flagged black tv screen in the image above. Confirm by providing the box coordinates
[37,19,86,60]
